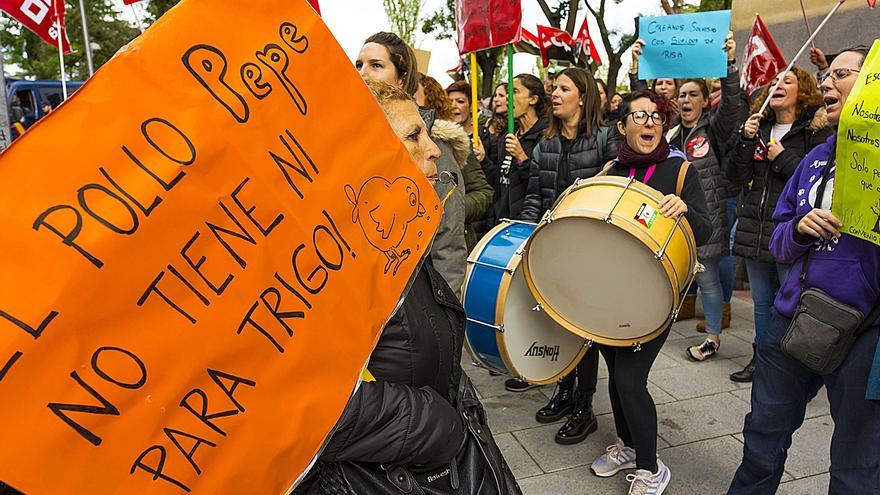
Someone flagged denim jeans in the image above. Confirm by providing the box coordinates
[728,310,880,494]
[719,197,738,302]
[744,259,791,344]
[696,257,724,335]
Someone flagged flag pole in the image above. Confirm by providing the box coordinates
[78,0,94,76]
[758,0,846,114]
[470,52,479,148]
[53,0,68,99]
[0,49,12,151]
[130,3,145,33]
[798,0,817,50]
[506,44,514,135]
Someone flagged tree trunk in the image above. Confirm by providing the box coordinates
[476,52,499,100]
[564,0,579,34]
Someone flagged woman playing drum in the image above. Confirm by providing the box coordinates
[589,90,711,495]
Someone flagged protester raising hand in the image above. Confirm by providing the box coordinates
[742,113,762,139]
[810,47,829,71]
[723,32,736,61]
[505,133,527,162]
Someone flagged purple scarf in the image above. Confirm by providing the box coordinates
[617,136,671,168]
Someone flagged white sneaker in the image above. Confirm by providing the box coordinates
[626,459,670,495]
[590,439,636,477]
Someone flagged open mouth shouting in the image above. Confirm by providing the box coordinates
[638,131,657,147]
[824,94,840,112]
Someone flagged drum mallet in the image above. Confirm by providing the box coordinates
[757,0,847,115]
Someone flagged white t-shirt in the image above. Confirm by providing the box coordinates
[771,122,793,143]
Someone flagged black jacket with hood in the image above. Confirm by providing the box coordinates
[727,104,832,263]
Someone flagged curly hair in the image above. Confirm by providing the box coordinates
[418,73,454,120]
[750,66,823,121]
[618,89,673,128]
[365,78,413,109]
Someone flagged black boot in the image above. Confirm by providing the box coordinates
[535,375,575,423]
[554,390,598,445]
[730,344,757,383]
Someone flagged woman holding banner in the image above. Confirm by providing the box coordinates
[629,40,680,119]
[726,66,832,383]
[665,33,741,361]
[296,79,520,495]
[728,46,880,495]
[593,89,711,495]
[519,67,620,445]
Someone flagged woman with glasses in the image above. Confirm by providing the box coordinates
[666,33,741,361]
[519,67,620,445]
[590,90,711,495]
[726,66,833,383]
[728,46,880,495]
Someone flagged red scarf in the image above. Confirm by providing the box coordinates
[617,136,671,168]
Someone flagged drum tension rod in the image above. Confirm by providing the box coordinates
[604,177,635,223]
[466,317,505,333]
[631,342,643,353]
[531,303,543,312]
[467,259,515,274]
[654,216,684,260]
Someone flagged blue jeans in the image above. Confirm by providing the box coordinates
[696,257,724,335]
[719,197,738,302]
[744,259,791,344]
[728,310,880,494]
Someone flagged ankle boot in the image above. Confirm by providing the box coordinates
[536,375,575,423]
[730,343,756,383]
[696,302,732,333]
[554,391,598,445]
[678,294,697,321]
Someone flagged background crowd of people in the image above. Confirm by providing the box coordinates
[298,27,879,495]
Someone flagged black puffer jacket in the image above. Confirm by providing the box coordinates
[520,124,621,222]
[494,117,550,221]
[727,105,832,262]
[666,65,742,260]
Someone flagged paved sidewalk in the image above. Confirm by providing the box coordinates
[468,293,832,494]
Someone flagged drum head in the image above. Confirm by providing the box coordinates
[500,265,587,384]
[526,216,673,341]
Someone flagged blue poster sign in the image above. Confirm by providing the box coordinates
[638,10,731,79]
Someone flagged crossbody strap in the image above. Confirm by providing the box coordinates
[676,160,691,197]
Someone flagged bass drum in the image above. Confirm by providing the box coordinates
[523,175,697,347]
[463,220,589,384]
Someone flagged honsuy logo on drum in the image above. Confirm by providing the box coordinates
[634,203,658,229]
[524,342,561,361]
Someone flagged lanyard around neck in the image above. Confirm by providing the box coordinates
[629,164,657,184]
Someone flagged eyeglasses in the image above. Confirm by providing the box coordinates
[626,110,667,126]
[822,67,860,83]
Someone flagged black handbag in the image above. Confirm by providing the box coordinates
[313,375,522,495]
[780,162,880,375]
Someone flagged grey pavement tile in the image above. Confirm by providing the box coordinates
[786,416,833,480]
[655,436,744,494]
[649,358,751,400]
[513,415,670,474]
[466,365,550,400]
[729,387,831,420]
[730,296,756,323]
[494,432,543,480]
[777,473,830,494]
[518,466,625,495]
[480,390,552,434]
[655,392,751,447]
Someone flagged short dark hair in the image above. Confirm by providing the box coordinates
[446,80,472,104]
[364,32,419,96]
[618,90,672,128]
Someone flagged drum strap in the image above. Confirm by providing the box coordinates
[675,161,692,197]
[628,164,656,183]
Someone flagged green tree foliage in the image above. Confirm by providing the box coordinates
[1,0,138,80]
[145,0,181,22]
[383,0,422,46]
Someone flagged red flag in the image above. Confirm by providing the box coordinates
[740,15,786,96]
[306,0,320,15]
[122,0,143,4]
[520,27,540,48]
[0,0,71,53]
[869,0,876,8]
[574,18,602,65]
[455,0,522,54]
[537,25,575,68]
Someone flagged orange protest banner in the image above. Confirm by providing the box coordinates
[0,0,440,493]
